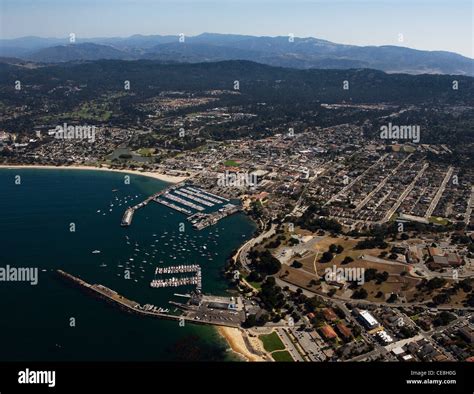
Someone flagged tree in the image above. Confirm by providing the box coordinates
[433,311,456,327]
[320,251,333,263]
[291,260,303,268]
[243,314,257,328]
[426,277,447,290]
[387,293,398,303]
[342,256,354,265]
[352,288,368,299]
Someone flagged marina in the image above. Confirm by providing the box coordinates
[181,187,223,204]
[162,192,205,211]
[152,264,202,291]
[150,276,201,289]
[120,183,240,230]
[185,186,229,202]
[155,264,201,275]
[174,189,214,207]
[154,197,193,215]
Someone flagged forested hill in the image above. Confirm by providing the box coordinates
[0,59,473,105]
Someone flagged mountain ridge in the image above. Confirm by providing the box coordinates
[0,33,472,76]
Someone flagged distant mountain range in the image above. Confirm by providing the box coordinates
[0,33,472,76]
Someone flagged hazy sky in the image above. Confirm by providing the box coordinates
[1,0,473,58]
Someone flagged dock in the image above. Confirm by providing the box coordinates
[181,187,223,204]
[150,276,200,288]
[174,190,214,207]
[185,186,229,202]
[152,264,202,292]
[155,264,201,275]
[154,197,193,215]
[188,203,241,230]
[162,192,205,211]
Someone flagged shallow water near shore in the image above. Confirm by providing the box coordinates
[0,168,255,361]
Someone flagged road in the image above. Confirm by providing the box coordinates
[464,185,474,225]
[324,153,389,206]
[424,166,454,219]
[381,162,429,223]
[354,153,413,212]
[276,328,305,362]
[238,223,277,272]
[275,277,473,311]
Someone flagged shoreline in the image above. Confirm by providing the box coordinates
[217,326,267,362]
[0,164,188,184]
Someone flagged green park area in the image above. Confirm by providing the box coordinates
[429,216,449,226]
[271,350,294,362]
[259,332,285,352]
[224,159,241,167]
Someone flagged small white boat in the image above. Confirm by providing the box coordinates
[92,250,101,254]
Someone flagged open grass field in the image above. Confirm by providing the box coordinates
[429,216,449,226]
[276,233,426,302]
[224,159,241,167]
[259,332,286,352]
[137,148,156,157]
[271,350,294,362]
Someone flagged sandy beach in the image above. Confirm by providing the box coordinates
[0,164,188,184]
[218,326,268,362]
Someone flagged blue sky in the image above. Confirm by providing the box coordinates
[1,0,472,58]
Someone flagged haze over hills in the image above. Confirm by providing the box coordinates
[0,33,472,76]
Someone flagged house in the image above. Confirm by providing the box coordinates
[336,323,353,340]
[446,253,463,267]
[323,308,337,322]
[320,325,338,340]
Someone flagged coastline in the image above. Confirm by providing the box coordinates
[217,326,267,362]
[0,164,188,184]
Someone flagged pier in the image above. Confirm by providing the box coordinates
[121,208,134,226]
[120,188,168,226]
[188,203,241,230]
[56,269,243,327]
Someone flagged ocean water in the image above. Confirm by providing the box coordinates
[0,168,255,361]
